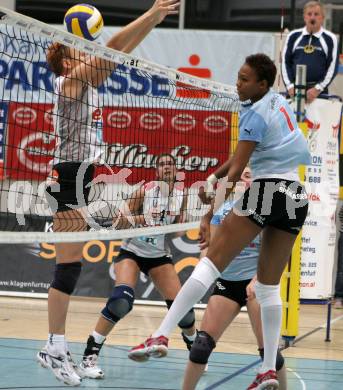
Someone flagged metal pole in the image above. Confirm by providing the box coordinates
[290,0,296,30]
[325,300,332,342]
[295,64,307,121]
[179,0,186,30]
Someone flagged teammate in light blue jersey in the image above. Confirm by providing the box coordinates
[182,168,287,390]
[130,54,310,390]
[212,199,259,281]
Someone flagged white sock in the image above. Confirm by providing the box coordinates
[47,333,66,355]
[92,330,106,344]
[255,281,282,373]
[152,257,220,338]
[183,331,196,342]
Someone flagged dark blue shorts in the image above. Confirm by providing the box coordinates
[115,248,173,276]
[212,278,251,307]
[234,179,308,235]
[46,162,94,213]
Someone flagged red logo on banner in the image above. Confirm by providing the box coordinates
[203,115,228,133]
[92,108,103,121]
[308,193,320,201]
[304,118,320,131]
[177,54,212,99]
[171,113,195,132]
[332,123,339,138]
[101,107,231,186]
[107,111,131,129]
[5,104,231,186]
[6,103,55,180]
[13,107,37,125]
[140,112,164,130]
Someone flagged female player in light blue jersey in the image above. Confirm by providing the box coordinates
[182,168,287,390]
[130,53,311,390]
[37,1,181,387]
[77,153,196,378]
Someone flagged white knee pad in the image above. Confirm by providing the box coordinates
[191,257,221,289]
[255,281,282,307]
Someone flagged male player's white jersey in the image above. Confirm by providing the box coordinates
[122,182,185,258]
[53,76,106,164]
[239,90,311,180]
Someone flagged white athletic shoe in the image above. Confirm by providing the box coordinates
[37,347,81,386]
[66,351,83,378]
[78,354,104,379]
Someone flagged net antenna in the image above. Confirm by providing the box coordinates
[276,0,286,92]
[0,6,240,244]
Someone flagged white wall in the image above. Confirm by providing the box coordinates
[1,0,15,11]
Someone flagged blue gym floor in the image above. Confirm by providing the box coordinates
[1,338,342,389]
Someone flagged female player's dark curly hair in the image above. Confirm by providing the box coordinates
[245,53,277,87]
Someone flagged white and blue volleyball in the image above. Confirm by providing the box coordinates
[64,4,103,41]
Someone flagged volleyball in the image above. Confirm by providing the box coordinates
[64,4,103,41]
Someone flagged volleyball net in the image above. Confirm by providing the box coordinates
[0,7,240,243]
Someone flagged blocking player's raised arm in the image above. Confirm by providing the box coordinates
[59,0,180,99]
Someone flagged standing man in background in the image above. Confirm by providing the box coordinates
[282,1,339,103]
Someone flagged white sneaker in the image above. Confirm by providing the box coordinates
[37,347,81,386]
[66,351,84,379]
[78,354,104,379]
[37,347,50,368]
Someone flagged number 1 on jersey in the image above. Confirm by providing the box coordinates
[280,106,295,131]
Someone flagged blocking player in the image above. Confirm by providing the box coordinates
[37,1,180,386]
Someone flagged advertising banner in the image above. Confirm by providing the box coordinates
[1,25,248,188]
[0,25,274,103]
[3,102,233,185]
[300,98,342,298]
[5,102,55,180]
[0,218,205,303]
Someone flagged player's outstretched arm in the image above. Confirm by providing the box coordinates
[62,0,179,98]
[110,0,180,54]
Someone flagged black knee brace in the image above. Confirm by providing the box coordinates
[165,300,195,330]
[50,262,82,295]
[189,331,216,364]
[259,348,285,371]
[101,285,134,324]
